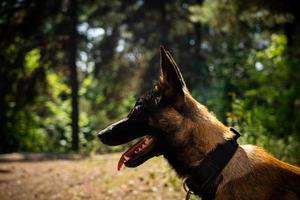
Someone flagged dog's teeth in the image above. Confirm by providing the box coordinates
[124,155,129,161]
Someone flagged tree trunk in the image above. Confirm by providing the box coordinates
[67,0,79,152]
[0,71,13,153]
[0,88,7,153]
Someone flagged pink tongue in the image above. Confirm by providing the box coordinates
[117,137,147,171]
[117,155,126,171]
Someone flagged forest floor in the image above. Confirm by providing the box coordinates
[0,153,191,200]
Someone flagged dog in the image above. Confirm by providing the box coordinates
[98,46,300,200]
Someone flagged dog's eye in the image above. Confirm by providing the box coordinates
[154,96,161,105]
[132,105,142,116]
[128,105,141,118]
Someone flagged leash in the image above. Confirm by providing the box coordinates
[183,127,241,200]
[183,179,193,200]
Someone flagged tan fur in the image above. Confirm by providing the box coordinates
[216,145,300,199]
[172,94,300,199]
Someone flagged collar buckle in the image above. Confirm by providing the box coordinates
[230,127,241,140]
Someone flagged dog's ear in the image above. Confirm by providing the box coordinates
[159,46,188,105]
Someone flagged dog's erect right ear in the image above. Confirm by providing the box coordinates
[159,46,188,104]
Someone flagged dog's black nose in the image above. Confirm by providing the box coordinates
[97,129,109,143]
[97,131,104,140]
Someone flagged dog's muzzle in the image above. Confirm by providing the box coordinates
[98,118,148,146]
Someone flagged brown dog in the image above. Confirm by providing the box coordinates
[98,46,300,200]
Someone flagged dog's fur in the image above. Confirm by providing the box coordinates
[98,47,300,200]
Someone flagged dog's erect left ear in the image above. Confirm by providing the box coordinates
[159,46,188,103]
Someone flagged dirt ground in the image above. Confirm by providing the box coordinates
[0,153,190,200]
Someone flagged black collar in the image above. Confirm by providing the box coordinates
[184,127,241,200]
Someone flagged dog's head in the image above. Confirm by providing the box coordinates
[98,46,223,173]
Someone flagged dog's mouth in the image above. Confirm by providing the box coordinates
[118,135,159,170]
[98,118,162,170]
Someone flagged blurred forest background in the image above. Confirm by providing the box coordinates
[1,0,299,164]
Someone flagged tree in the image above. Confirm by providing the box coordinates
[67,0,80,152]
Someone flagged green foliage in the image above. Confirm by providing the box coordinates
[188,0,300,164]
[24,49,41,76]
[225,34,300,164]
[0,0,299,165]
[227,96,300,165]
[10,110,48,152]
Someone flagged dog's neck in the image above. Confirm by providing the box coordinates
[164,97,237,177]
[182,101,254,193]
[188,101,252,185]
[186,98,235,164]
